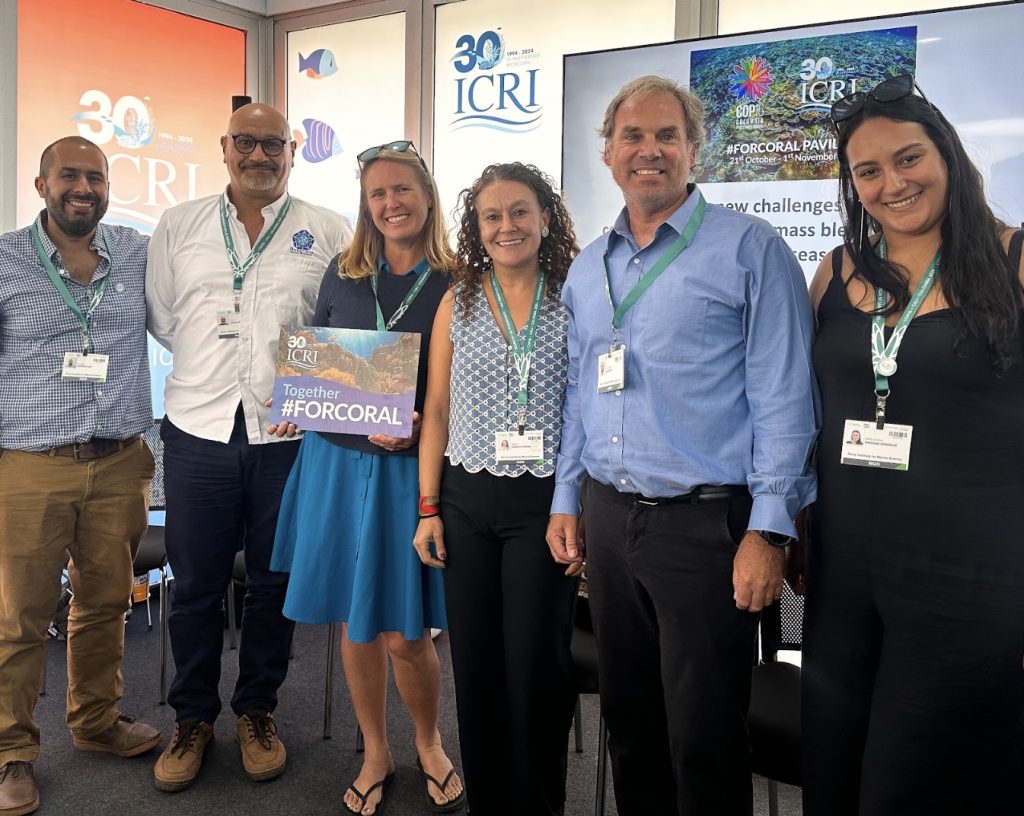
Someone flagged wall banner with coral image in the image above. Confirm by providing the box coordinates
[691,28,916,183]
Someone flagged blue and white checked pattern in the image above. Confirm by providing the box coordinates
[446,283,568,478]
[0,213,152,450]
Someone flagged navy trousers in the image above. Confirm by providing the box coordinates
[161,410,298,723]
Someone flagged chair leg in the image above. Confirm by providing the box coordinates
[227,581,238,650]
[574,696,584,753]
[323,622,336,739]
[767,778,780,816]
[595,714,608,816]
[158,569,168,705]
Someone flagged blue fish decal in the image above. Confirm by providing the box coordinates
[298,49,338,79]
[294,118,343,164]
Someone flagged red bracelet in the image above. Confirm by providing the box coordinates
[418,511,440,519]
[419,495,440,516]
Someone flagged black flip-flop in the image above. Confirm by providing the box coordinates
[416,757,467,813]
[344,771,395,815]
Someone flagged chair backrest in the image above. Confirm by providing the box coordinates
[142,420,165,510]
[760,583,804,661]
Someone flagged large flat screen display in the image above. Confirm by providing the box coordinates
[562,1,1024,278]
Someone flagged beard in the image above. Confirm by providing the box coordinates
[238,161,283,193]
[45,191,108,237]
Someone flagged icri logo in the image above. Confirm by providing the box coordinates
[451,30,541,133]
[797,57,861,111]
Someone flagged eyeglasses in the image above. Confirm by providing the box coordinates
[227,133,290,157]
[830,74,932,127]
[357,140,422,166]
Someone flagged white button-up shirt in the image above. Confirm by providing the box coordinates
[146,190,352,444]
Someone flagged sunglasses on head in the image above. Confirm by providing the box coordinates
[356,140,425,167]
[830,74,932,127]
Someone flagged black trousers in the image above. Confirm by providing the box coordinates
[803,508,1024,816]
[161,410,297,723]
[581,476,759,816]
[441,463,577,816]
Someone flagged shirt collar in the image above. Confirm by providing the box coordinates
[221,187,289,218]
[608,183,701,249]
[376,255,429,277]
[34,211,111,268]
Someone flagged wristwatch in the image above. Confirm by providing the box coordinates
[751,530,795,548]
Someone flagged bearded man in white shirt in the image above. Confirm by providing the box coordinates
[146,103,351,793]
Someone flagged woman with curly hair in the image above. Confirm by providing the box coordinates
[413,162,580,816]
[270,142,464,815]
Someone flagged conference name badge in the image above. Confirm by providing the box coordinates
[216,309,241,339]
[840,419,913,471]
[495,430,544,464]
[61,351,109,383]
[597,345,626,393]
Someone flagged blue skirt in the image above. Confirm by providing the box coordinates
[270,431,447,642]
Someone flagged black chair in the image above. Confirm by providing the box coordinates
[133,421,171,704]
[570,590,609,816]
[748,584,804,816]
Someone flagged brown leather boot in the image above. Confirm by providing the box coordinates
[0,762,39,816]
[73,714,160,757]
[236,711,286,782]
[153,719,214,792]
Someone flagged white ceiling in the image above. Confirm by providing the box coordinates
[213,0,344,14]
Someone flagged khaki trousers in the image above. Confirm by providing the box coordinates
[0,440,153,763]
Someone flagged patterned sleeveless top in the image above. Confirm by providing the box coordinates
[446,281,568,477]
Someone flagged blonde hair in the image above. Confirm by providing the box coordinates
[337,150,457,279]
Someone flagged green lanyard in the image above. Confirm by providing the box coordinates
[602,191,707,342]
[219,194,292,294]
[370,266,433,331]
[31,221,113,354]
[870,237,941,427]
[490,270,546,434]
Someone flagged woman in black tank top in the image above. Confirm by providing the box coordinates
[802,75,1024,816]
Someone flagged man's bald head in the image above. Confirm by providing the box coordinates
[226,103,290,139]
[39,136,108,177]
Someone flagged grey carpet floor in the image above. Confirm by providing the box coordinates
[28,595,802,815]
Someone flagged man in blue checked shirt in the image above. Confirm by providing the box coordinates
[546,76,818,816]
[0,136,160,816]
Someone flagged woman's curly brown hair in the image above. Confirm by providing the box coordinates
[453,162,579,317]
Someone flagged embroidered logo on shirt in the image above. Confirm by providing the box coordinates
[290,230,315,255]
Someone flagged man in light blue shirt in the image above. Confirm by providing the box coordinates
[547,76,817,816]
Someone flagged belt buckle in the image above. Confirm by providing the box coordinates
[636,497,659,506]
[72,442,98,462]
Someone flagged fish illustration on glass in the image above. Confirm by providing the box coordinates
[293,118,343,163]
[298,48,338,79]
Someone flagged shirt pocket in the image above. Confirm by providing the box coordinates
[639,284,709,364]
[269,255,327,328]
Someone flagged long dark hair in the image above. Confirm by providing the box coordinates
[453,162,579,317]
[836,94,1022,368]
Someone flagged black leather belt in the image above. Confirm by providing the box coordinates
[601,481,748,506]
[32,435,141,462]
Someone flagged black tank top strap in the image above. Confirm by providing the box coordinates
[831,244,844,281]
[1008,229,1023,271]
